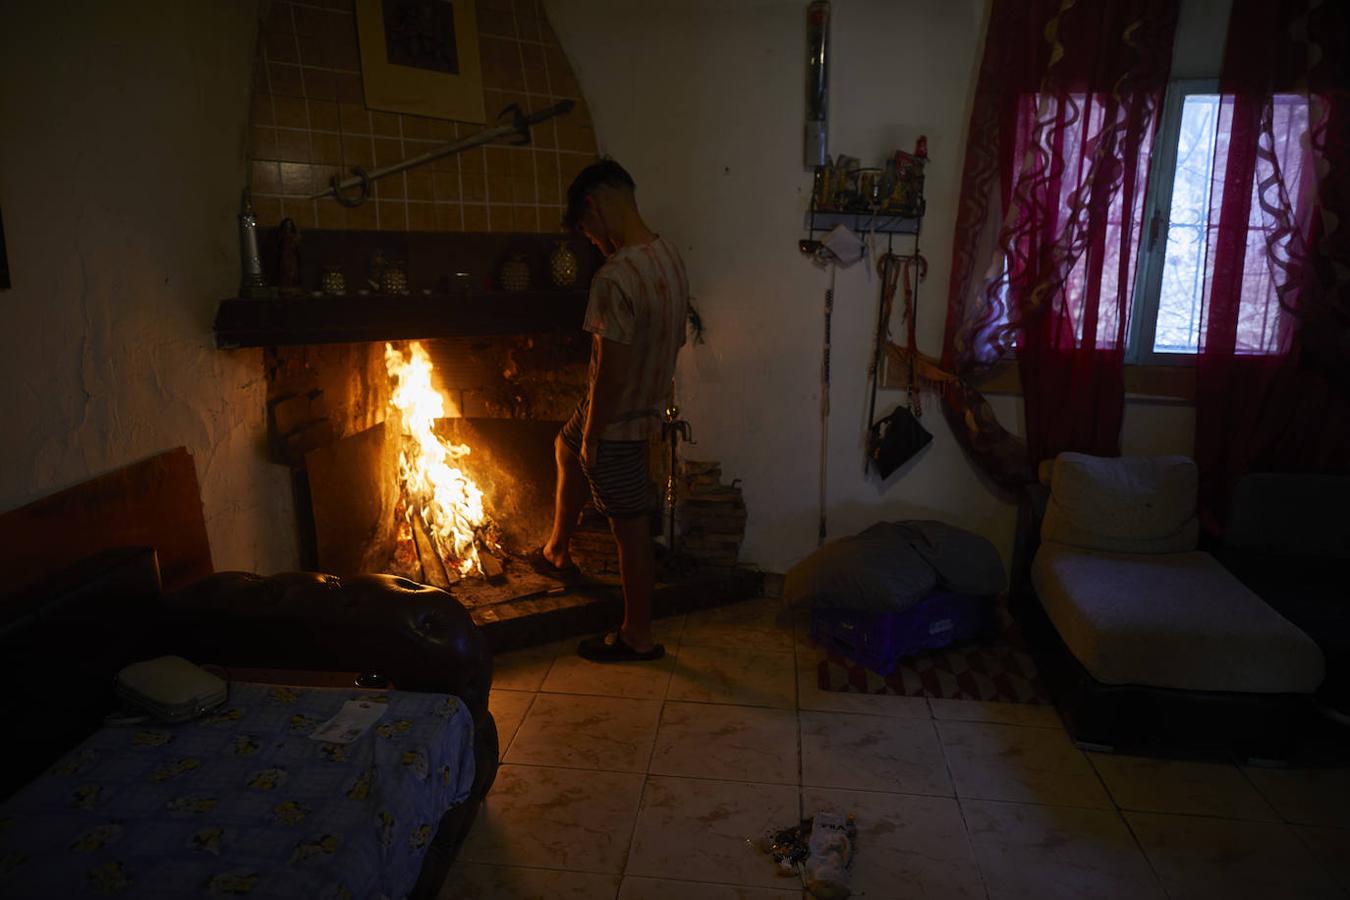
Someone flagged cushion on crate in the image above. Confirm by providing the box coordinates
[811,591,992,675]
[1042,453,1199,555]
[784,521,1003,613]
[1031,542,1325,694]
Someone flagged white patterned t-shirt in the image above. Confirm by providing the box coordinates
[582,236,690,440]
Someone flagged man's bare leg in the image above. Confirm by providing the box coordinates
[544,434,589,568]
[610,514,656,651]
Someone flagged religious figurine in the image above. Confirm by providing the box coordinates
[278,218,303,298]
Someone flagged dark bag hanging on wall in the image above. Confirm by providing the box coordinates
[867,406,932,478]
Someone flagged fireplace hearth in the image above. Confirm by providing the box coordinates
[221,227,761,651]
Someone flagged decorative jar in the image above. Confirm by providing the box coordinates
[548,241,579,288]
[499,252,530,292]
[380,261,409,295]
[320,267,346,295]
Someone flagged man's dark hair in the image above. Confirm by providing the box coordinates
[563,158,635,230]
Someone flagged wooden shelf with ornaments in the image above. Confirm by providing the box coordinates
[214,289,589,349]
[215,226,596,349]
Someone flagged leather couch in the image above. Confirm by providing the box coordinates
[0,546,498,898]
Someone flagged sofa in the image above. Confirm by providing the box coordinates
[1212,472,1350,717]
[1013,453,1331,758]
[0,546,498,898]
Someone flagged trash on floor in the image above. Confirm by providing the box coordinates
[754,811,857,898]
[804,812,856,899]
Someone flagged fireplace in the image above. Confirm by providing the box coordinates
[218,227,760,650]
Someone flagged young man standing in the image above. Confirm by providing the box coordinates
[535,159,689,662]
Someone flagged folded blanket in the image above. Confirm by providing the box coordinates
[784,520,1005,613]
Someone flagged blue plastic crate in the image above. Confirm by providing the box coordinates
[810,591,993,675]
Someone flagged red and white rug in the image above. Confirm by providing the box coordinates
[812,606,1053,704]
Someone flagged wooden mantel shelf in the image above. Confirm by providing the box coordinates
[214,290,589,348]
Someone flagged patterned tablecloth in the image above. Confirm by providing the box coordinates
[0,683,476,899]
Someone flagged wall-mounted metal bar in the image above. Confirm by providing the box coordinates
[310,100,575,207]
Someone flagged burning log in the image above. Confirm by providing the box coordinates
[409,507,454,589]
[478,549,505,582]
[386,341,497,581]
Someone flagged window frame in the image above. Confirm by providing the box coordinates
[1127,78,1220,366]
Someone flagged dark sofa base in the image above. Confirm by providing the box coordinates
[1012,587,1319,761]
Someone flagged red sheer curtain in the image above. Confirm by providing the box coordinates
[941,0,1177,492]
[1196,0,1350,527]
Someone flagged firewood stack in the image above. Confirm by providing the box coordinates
[677,460,747,569]
[566,460,747,576]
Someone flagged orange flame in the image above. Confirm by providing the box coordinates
[384,341,486,577]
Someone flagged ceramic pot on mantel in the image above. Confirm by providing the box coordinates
[548,241,579,288]
[499,252,530,292]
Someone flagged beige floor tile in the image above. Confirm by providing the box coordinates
[797,685,933,719]
[1127,811,1343,900]
[962,799,1162,899]
[802,787,985,899]
[929,697,1062,729]
[458,764,644,874]
[541,637,679,700]
[668,644,796,709]
[439,862,620,899]
[617,876,801,899]
[1089,754,1278,820]
[651,612,689,643]
[492,642,564,692]
[487,689,535,754]
[1242,765,1350,828]
[681,597,796,653]
[800,710,952,796]
[569,613,687,646]
[504,693,661,772]
[650,701,799,784]
[938,720,1111,808]
[1295,825,1350,893]
[795,647,931,718]
[626,776,801,889]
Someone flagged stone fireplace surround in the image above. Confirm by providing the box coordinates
[225,227,761,652]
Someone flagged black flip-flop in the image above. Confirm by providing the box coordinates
[577,630,666,663]
[524,547,582,582]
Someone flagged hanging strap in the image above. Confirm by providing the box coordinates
[867,253,902,428]
[895,254,929,414]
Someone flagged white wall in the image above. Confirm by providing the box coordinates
[548,0,1018,572]
[550,0,1201,575]
[0,1,298,573]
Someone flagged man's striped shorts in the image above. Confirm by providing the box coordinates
[559,402,652,520]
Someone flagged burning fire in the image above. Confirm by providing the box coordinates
[385,341,487,577]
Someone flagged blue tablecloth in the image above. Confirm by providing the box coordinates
[0,683,475,899]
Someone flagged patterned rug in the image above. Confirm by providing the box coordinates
[813,604,1053,704]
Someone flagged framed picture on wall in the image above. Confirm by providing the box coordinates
[354,0,486,124]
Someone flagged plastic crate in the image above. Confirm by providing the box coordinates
[810,591,993,676]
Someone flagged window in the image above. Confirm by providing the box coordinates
[1128,80,1311,363]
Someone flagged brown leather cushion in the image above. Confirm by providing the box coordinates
[157,571,492,722]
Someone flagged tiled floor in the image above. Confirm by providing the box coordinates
[441,598,1349,899]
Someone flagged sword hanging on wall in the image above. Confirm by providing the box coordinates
[309,100,575,208]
